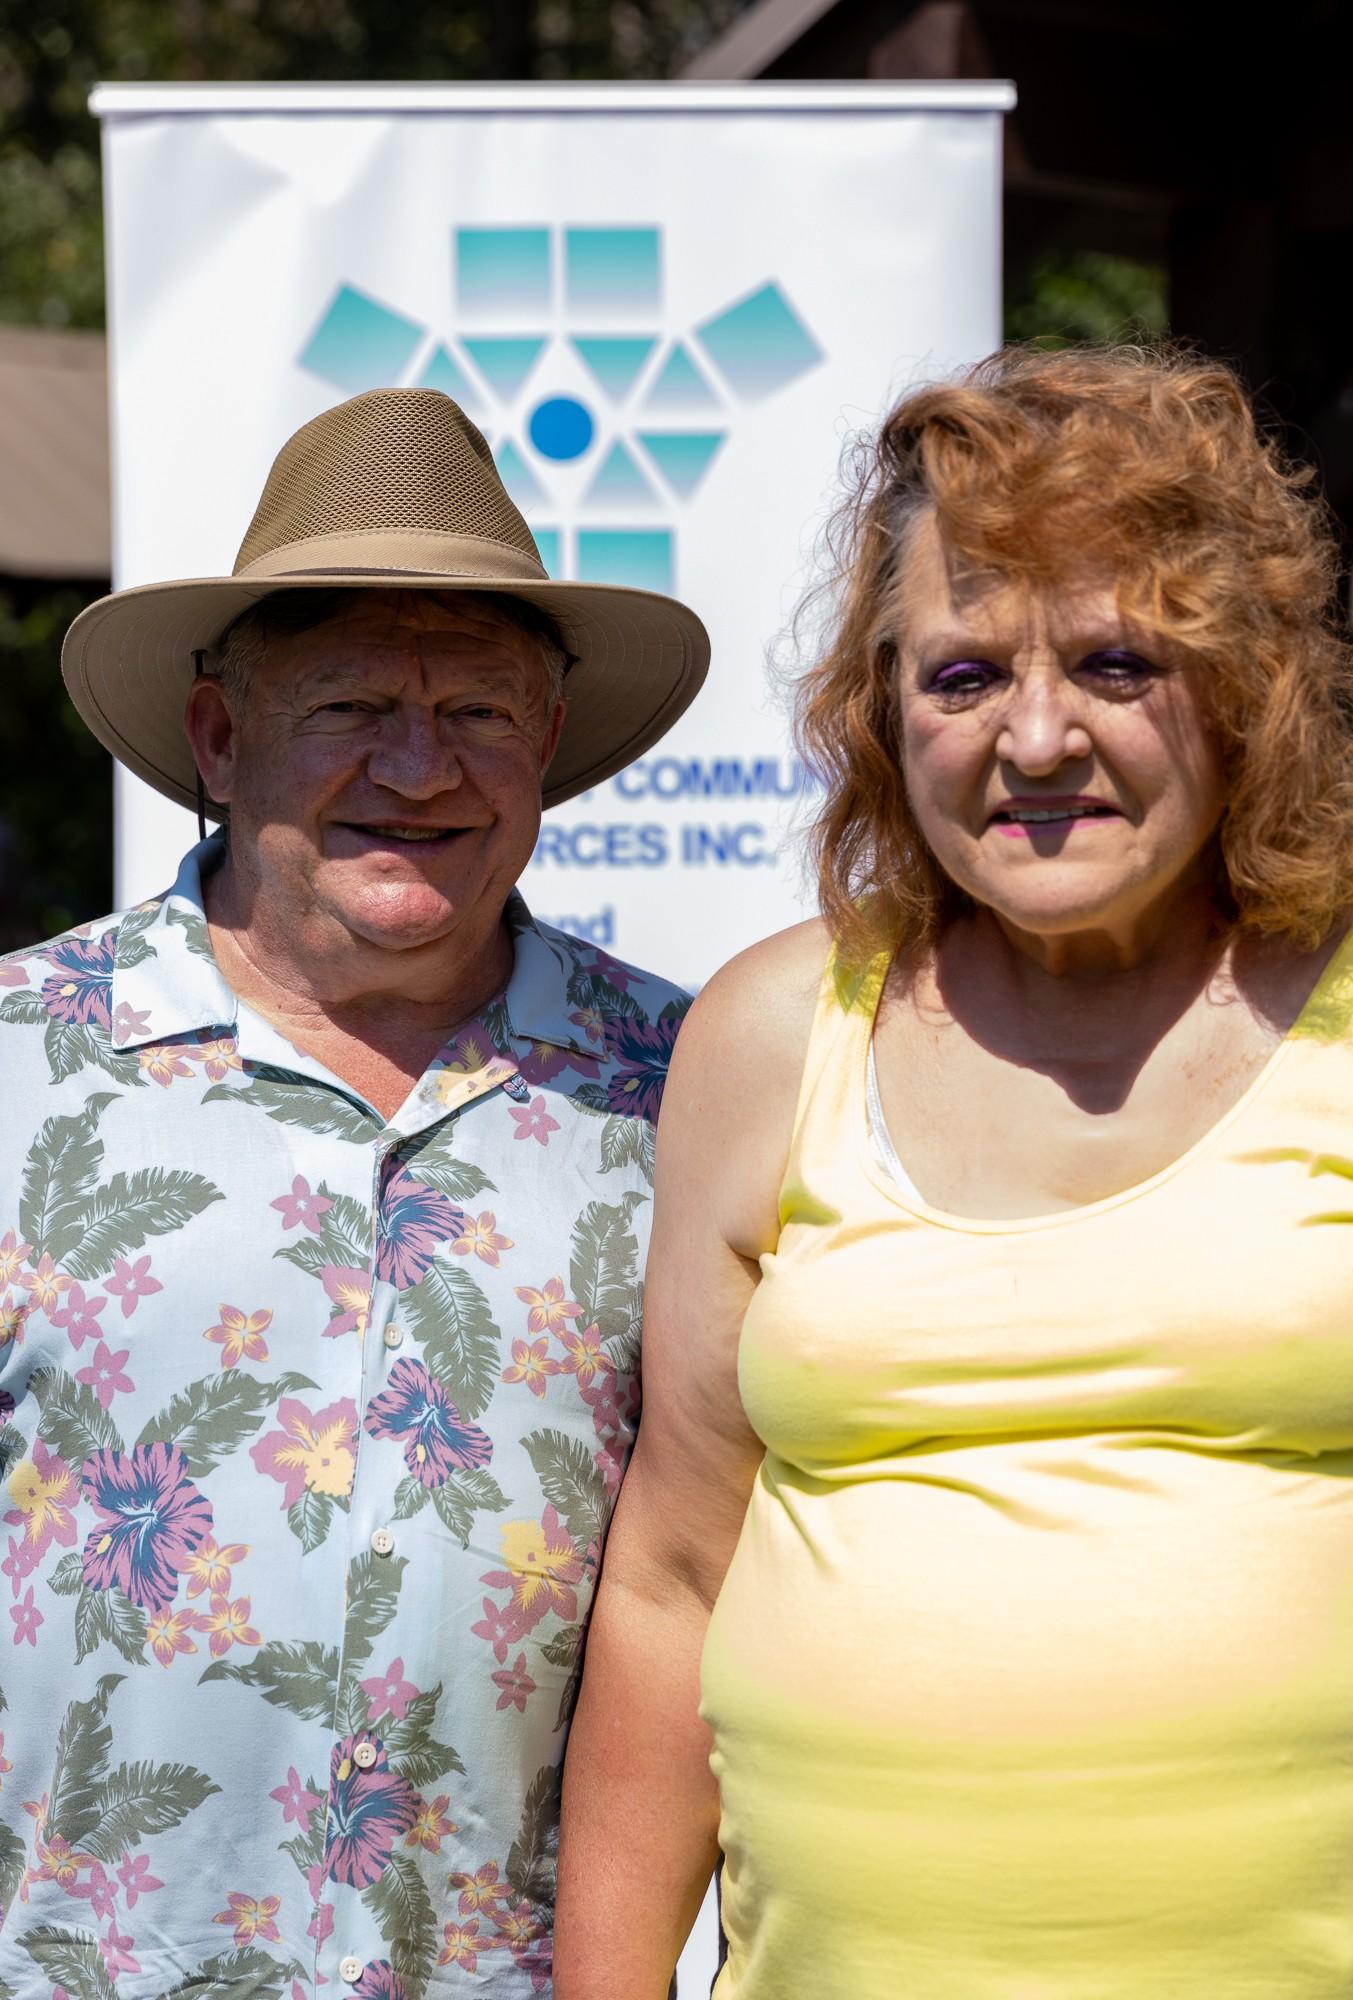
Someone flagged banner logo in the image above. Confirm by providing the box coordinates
[297,226,823,589]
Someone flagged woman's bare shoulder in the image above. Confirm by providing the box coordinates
[677,916,832,1076]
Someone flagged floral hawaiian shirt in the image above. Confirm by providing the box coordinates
[0,834,686,2000]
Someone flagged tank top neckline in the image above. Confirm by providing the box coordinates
[844,925,1353,1238]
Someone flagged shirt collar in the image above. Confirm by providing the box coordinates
[109,840,602,1072]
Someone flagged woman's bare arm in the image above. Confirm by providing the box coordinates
[554,923,825,1999]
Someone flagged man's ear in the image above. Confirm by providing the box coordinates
[183,677,240,806]
[539,695,567,778]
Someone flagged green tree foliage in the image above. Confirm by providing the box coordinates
[0,0,748,329]
[1005,249,1168,348]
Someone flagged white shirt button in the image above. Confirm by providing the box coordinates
[353,1741,378,1770]
[383,1323,403,1349]
[340,1958,363,1984]
[370,1527,395,1558]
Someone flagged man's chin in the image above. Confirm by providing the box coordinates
[322,886,466,953]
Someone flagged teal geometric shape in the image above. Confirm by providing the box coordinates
[570,336,658,401]
[641,341,721,416]
[576,529,674,594]
[583,439,661,509]
[298,284,425,394]
[416,342,482,412]
[493,440,550,511]
[636,431,727,500]
[695,282,823,401]
[461,338,547,402]
[456,228,551,314]
[565,228,660,312]
[531,527,562,575]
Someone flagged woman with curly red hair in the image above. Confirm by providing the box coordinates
[556,345,1353,1998]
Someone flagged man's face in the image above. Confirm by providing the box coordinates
[192,591,565,955]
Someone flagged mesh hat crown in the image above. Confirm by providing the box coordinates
[62,386,710,813]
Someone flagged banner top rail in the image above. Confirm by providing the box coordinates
[90,79,1015,118]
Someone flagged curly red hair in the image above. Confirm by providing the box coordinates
[795,343,1353,962]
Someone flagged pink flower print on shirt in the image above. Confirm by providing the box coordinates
[0,1232,30,1286]
[105,1255,162,1319]
[49,1284,108,1352]
[321,1266,371,1341]
[117,1853,163,1908]
[323,1737,418,1889]
[10,1586,41,1645]
[194,1592,261,1658]
[449,1211,513,1267]
[182,1536,249,1601]
[250,1398,359,1510]
[358,1657,419,1723]
[98,1922,140,1979]
[204,1305,272,1370]
[515,1277,581,1336]
[76,1341,135,1409]
[270,1766,325,1830]
[438,1919,484,1971]
[480,1509,583,1634]
[470,1595,528,1665]
[0,962,26,988]
[508,1095,560,1147]
[81,1442,213,1614]
[138,1044,195,1088]
[448,1862,508,1918]
[567,1003,607,1046]
[22,1254,69,1314]
[4,1440,78,1558]
[111,1000,152,1045]
[352,1963,407,2000]
[490,1653,537,1715]
[2,1533,38,1599]
[406,1794,456,1854]
[375,1160,464,1291]
[500,1337,558,1400]
[556,1321,613,1391]
[213,1891,282,1947]
[78,1861,118,1922]
[271,1175,334,1234]
[192,1033,242,1082]
[0,1293,28,1350]
[0,1732,12,1786]
[146,1607,198,1667]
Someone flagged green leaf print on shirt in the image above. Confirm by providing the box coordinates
[30,1368,120,1463]
[569,1192,643,1340]
[82,1757,220,1862]
[18,1926,117,2000]
[363,1849,438,2000]
[46,1672,120,1848]
[19,1091,221,1273]
[138,1371,318,1478]
[162,1947,307,2000]
[404,1263,500,1420]
[73,1583,147,1665]
[506,1763,562,1911]
[523,1429,608,1550]
[0,1820,26,1916]
[343,1549,407,1669]
[598,1114,656,1185]
[429,1466,509,1548]
[203,1064,378,1141]
[379,1685,464,1789]
[44,1022,145,1090]
[402,1152,497,1203]
[199,1640,339,1720]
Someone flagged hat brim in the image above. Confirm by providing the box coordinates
[61,572,710,814]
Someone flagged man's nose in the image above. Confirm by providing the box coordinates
[365,712,463,796]
[995,672,1092,776]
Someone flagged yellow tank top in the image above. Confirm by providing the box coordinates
[701,932,1353,1998]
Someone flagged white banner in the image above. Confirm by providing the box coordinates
[95,81,1008,990]
[94,81,1008,1991]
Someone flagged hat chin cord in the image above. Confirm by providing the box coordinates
[191,650,207,843]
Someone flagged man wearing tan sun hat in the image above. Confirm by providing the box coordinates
[0,389,706,1999]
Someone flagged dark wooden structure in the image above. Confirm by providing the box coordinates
[689,0,1353,542]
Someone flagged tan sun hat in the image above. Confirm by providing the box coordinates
[62,386,710,813]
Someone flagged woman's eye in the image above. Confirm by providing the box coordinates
[1078,648,1156,684]
[926,659,1001,698]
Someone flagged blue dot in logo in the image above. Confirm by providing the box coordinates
[528,395,595,462]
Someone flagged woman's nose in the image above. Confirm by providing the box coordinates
[995,675,1092,775]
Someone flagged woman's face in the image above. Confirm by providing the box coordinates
[895,516,1227,955]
